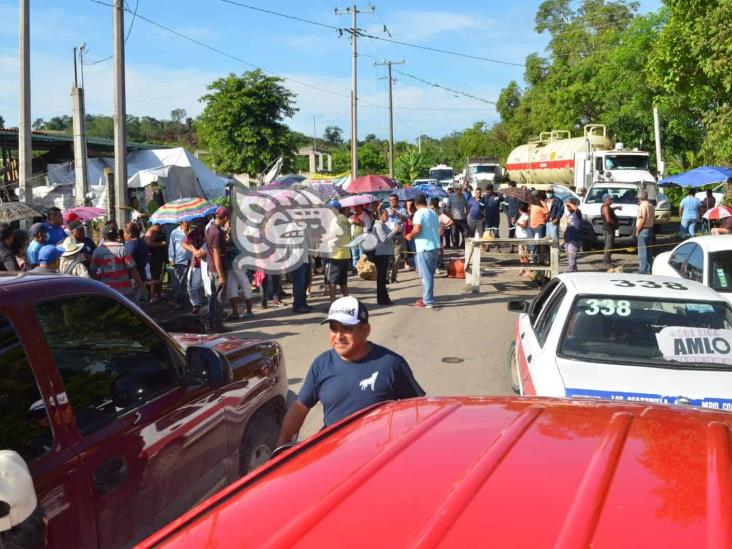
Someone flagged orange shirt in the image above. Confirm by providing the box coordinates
[529,203,549,229]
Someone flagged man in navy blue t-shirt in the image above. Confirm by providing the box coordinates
[277,296,425,445]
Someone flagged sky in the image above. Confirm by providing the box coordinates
[0,0,662,143]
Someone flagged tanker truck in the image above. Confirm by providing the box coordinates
[505,125,658,246]
[505,125,656,196]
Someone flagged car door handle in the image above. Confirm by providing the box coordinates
[93,456,127,495]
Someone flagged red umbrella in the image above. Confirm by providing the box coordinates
[342,175,396,194]
[703,205,732,220]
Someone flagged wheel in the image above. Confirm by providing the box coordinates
[508,342,520,395]
[239,413,279,475]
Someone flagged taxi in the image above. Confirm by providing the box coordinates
[508,272,732,410]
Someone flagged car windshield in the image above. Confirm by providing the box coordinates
[471,165,497,175]
[585,186,639,204]
[710,251,732,293]
[559,296,732,368]
[604,155,650,171]
[429,169,453,181]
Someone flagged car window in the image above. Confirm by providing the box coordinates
[529,278,561,326]
[36,296,178,436]
[0,316,54,462]
[559,296,732,368]
[533,284,567,347]
[669,243,695,274]
[686,245,704,283]
[710,251,732,292]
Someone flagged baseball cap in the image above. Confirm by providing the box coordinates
[603,194,612,201]
[38,244,62,264]
[327,199,341,209]
[0,450,37,533]
[321,296,369,326]
[29,223,47,236]
[215,206,230,219]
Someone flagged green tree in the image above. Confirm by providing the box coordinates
[0,115,4,129]
[323,125,343,147]
[197,69,298,175]
[395,146,428,183]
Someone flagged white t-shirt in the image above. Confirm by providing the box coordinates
[515,213,530,239]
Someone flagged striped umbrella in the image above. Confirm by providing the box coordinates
[298,183,347,200]
[149,197,217,224]
[703,205,732,220]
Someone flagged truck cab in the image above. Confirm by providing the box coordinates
[0,274,287,548]
[428,165,454,189]
[464,157,501,192]
[580,182,646,244]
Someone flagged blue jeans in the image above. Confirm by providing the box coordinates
[680,219,697,238]
[188,267,202,307]
[546,222,559,241]
[638,228,653,274]
[291,262,310,311]
[207,274,224,330]
[415,249,439,306]
[351,245,361,269]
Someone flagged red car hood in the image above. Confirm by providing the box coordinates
[140,396,732,548]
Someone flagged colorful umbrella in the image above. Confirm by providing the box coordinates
[64,206,106,224]
[339,194,378,208]
[412,184,448,199]
[342,174,396,194]
[149,197,217,224]
[703,205,732,220]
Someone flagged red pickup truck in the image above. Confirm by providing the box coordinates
[0,273,288,548]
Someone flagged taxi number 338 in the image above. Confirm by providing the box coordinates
[586,299,631,317]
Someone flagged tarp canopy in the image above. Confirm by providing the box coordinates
[659,166,732,187]
[40,147,231,210]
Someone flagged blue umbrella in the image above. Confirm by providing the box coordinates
[413,183,448,199]
[395,187,421,201]
[659,166,732,187]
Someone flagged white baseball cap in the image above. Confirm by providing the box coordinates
[321,296,369,326]
[0,450,37,532]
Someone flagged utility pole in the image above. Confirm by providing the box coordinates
[653,105,664,179]
[375,59,404,179]
[19,0,32,208]
[72,48,89,206]
[312,114,323,173]
[336,4,374,180]
[113,0,128,228]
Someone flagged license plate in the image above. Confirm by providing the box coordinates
[615,229,620,237]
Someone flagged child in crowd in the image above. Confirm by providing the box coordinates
[515,201,530,276]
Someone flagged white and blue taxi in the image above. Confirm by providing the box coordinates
[508,273,732,410]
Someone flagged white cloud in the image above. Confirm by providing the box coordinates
[365,10,495,43]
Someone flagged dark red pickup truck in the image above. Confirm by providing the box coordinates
[0,273,288,548]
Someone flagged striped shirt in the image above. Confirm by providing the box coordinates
[90,242,135,296]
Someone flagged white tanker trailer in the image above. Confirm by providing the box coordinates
[505,124,657,197]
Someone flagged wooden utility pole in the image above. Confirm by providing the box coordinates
[336,4,374,180]
[113,0,128,227]
[19,0,32,208]
[375,59,404,180]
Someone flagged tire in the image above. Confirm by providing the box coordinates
[239,413,279,475]
[508,341,520,395]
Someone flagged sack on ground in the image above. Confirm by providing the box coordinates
[356,255,377,281]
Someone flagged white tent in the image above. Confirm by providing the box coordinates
[40,147,230,210]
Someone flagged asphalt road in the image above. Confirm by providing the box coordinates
[220,225,678,441]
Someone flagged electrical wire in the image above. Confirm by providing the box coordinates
[216,0,526,67]
[393,69,496,105]
[83,0,139,65]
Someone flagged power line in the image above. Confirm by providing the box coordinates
[87,0,353,100]
[83,0,139,65]
[393,69,496,105]
[217,0,525,67]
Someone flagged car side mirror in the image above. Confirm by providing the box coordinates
[507,300,529,313]
[185,346,231,388]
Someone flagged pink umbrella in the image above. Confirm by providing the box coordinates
[703,206,732,220]
[342,175,396,194]
[64,206,106,225]
[339,194,377,208]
